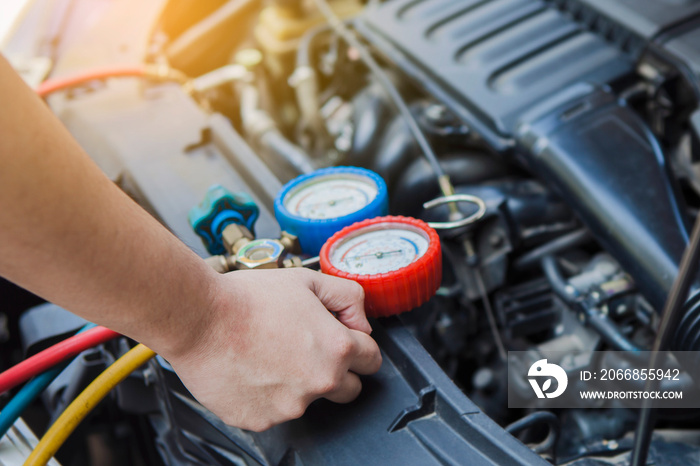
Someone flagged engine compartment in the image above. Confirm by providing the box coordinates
[5,0,700,464]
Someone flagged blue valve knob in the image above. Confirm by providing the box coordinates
[189,185,259,255]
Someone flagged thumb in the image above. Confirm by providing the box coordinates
[309,272,372,334]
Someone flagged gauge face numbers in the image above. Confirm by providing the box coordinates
[283,174,378,220]
[329,223,430,275]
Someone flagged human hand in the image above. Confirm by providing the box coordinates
[164,268,382,432]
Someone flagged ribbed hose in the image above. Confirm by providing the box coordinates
[632,211,700,466]
[674,291,700,351]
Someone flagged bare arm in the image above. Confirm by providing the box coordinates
[0,55,381,431]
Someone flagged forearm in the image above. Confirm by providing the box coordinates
[0,55,218,358]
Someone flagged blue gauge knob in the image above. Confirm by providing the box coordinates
[274,166,389,255]
[189,185,259,255]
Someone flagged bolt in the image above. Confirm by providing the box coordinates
[424,104,451,125]
[489,231,504,248]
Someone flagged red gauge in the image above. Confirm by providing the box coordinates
[320,216,442,317]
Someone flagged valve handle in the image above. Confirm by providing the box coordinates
[189,185,259,255]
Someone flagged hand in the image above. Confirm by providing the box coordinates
[164,268,382,432]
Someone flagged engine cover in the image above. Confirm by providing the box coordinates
[356,0,634,149]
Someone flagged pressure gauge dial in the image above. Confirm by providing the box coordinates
[320,216,441,317]
[284,176,377,220]
[274,167,388,255]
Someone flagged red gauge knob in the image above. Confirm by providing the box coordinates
[320,216,442,317]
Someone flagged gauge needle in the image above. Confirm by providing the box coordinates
[307,196,355,209]
[346,250,403,261]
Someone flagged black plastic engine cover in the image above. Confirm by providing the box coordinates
[573,0,700,40]
[356,0,634,149]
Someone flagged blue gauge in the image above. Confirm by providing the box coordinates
[274,167,389,255]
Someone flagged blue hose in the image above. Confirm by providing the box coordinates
[0,323,95,437]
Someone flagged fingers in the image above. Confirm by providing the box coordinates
[323,371,362,404]
[309,272,372,334]
[347,329,383,375]
[314,329,381,405]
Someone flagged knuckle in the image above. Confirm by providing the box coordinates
[350,379,362,399]
[334,335,354,359]
[284,402,307,420]
[315,374,340,394]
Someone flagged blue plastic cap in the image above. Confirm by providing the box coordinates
[189,185,259,255]
[274,167,389,256]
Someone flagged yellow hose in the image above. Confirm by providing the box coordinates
[24,344,156,466]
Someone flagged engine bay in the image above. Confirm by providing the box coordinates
[5,0,700,464]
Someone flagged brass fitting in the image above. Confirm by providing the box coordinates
[222,224,254,255]
[214,226,308,272]
[283,256,304,268]
[279,231,302,254]
[235,239,286,270]
[204,255,236,273]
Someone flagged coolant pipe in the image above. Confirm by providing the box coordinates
[540,256,574,303]
[259,130,316,175]
[585,311,642,353]
[541,255,642,352]
[239,83,315,175]
[506,411,560,455]
[35,64,189,98]
[514,229,590,271]
[290,24,331,138]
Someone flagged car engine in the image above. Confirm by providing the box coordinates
[4,0,700,464]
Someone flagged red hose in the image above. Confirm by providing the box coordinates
[0,326,120,394]
[35,65,148,98]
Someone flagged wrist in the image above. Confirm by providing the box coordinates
[138,262,229,362]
